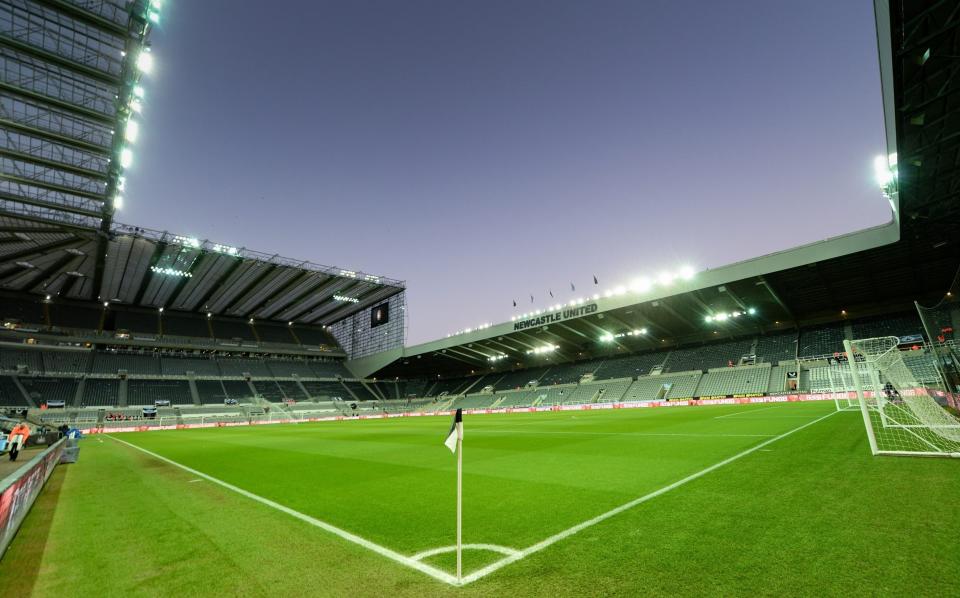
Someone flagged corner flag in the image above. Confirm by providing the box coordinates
[443,408,465,581]
[444,408,462,453]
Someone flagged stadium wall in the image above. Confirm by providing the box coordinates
[0,438,65,558]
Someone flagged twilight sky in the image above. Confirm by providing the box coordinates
[127,0,888,345]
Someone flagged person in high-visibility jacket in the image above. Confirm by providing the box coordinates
[7,422,30,461]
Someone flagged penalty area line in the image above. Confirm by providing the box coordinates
[106,435,459,586]
[459,409,840,586]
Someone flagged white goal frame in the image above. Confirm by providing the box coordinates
[843,337,960,458]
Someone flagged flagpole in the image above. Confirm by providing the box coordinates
[456,431,463,583]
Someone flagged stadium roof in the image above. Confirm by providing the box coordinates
[0,212,404,325]
[0,0,404,327]
[363,0,960,378]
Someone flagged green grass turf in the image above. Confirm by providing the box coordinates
[1,401,958,597]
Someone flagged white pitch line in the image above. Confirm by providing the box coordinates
[411,543,519,562]
[480,430,776,438]
[459,409,839,585]
[713,405,781,419]
[106,435,459,586]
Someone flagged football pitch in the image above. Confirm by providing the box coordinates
[2,401,958,597]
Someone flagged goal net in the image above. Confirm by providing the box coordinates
[843,337,960,458]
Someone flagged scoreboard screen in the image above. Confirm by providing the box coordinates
[371,303,390,328]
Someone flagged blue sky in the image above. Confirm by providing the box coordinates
[126,1,888,343]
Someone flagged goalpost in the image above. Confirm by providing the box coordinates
[843,337,960,458]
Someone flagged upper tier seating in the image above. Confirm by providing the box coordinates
[665,338,754,372]
[755,333,797,363]
[0,347,43,372]
[593,352,668,379]
[798,324,846,357]
[0,376,28,406]
[92,352,161,375]
[127,379,192,405]
[852,312,925,341]
[43,350,90,373]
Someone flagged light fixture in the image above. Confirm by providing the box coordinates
[119,148,133,168]
[124,119,139,143]
[136,50,154,74]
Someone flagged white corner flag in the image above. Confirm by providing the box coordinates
[444,407,463,453]
[444,408,464,581]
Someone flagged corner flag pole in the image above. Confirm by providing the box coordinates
[456,424,463,582]
[444,408,464,583]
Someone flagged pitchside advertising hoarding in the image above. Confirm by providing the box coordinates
[0,439,65,556]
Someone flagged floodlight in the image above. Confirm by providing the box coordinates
[136,50,154,74]
[124,119,139,143]
[148,10,160,23]
[657,271,674,286]
[677,265,695,280]
[133,85,145,99]
[748,307,757,315]
[120,148,133,168]
[114,195,123,210]
[630,277,651,293]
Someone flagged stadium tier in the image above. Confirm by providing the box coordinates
[4,311,952,412]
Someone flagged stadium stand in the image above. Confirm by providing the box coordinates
[851,312,925,340]
[755,333,798,363]
[798,324,846,357]
[222,380,254,402]
[495,368,548,390]
[82,379,120,407]
[277,380,308,400]
[539,360,601,385]
[664,338,754,372]
[696,364,771,397]
[161,356,222,376]
[42,350,91,374]
[92,351,161,375]
[622,372,702,402]
[301,381,350,400]
[127,379,193,405]
[593,352,668,379]
[218,357,271,377]
[255,323,296,344]
[114,310,159,335]
[0,376,28,406]
[196,380,229,404]
[0,347,43,373]
[211,318,256,341]
[161,312,212,338]
[20,377,78,405]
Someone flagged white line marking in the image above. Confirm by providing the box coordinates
[459,409,839,585]
[481,430,776,438]
[109,408,838,587]
[188,478,203,483]
[713,405,781,419]
[106,435,459,586]
[411,544,519,562]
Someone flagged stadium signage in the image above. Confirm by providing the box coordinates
[513,303,598,331]
[0,439,65,555]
